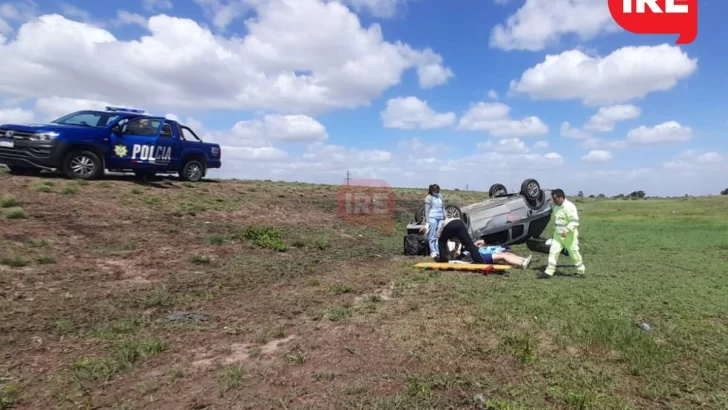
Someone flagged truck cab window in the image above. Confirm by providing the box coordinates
[160,123,173,138]
[123,118,161,136]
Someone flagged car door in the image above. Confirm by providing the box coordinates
[109,117,165,170]
[149,121,180,171]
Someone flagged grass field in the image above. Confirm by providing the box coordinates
[1,170,727,409]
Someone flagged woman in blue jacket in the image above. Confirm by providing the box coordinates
[423,184,446,258]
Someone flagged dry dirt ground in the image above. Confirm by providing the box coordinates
[2,172,728,410]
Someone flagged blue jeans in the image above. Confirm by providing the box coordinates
[428,217,443,255]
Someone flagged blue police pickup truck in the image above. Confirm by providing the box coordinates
[0,106,221,182]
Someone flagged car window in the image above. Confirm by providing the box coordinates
[122,118,162,136]
[179,126,202,142]
[52,112,105,127]
[160,123,173,138]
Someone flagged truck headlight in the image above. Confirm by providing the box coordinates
[30,132,59,141]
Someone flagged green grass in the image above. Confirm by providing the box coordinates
[0,195,19,208]
[1,207,27,219]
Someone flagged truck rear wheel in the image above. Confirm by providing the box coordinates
[61,150,103,180]
[180,159,204,182]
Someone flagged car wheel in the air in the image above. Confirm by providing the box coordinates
[445,205,462,219]
[61,150,103,180]
[520,178,541,201]
[180,159,204,182]
[489,183,508,197]
[524,189,545,210]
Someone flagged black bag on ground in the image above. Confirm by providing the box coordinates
[526,237,569,256]
[403,234,429,256]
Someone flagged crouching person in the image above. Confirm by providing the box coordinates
[423,218,486,264]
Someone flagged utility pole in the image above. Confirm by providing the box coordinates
[465,183,469,191]
[346,170,351,185]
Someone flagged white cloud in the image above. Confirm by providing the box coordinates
[112,10,147,28]
[0,1,453,116]
[488,89,498,100]
[0,107,35,124]
[626,121,693,144]
[397,137,450,155]
[222,146,289,161]
[489,0,619,51]
[477,138,529,154]
[457,102,548,138]
[584,104,641,132]
[0,0,36,35]
[339,0,408,18]
[381,97,455,129]
[533,140,548,149]
[229,115,328,144]
[580,137,628,150]
[510,44,698,106]
[58,2,91,22]
[144,0,173,12]
[560,122,591,139]
[582,150,612,162]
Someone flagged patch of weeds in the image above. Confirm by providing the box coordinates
[135,287,175,308]
[327,306,353,322]
[548,387,601,409]
[291,239,306,248]
[0,380,21,409]
[55,319,75,335]
[181,182,196,188]
[168,369,184,384]
[73,357,123,381]
[112,339,166,367]
[345,386,368,395]
[187,255,211,265]
[30,181,53,193]
[249,347,261,358]
[307,279,321,287]
[61,183,80,195]
[0,195,19,208]
[312,238,331,250]
[2,207,27,219]
[329,284,353,295]
[218,364,244,392]
[368,294,382,303]
[131,188,143,195]
[206,234,228,245]
[0,166,7,176]
[0,257,29,268]
[285,349,306,365]
[241,226,288,252]
[77,180,89,186]
[28,238,48,248]
[88,315,152,339]
[141,195,162,205]
[501,334,538,364]
[98,182,111,188]
[314,372,336,382]
[36,255,56,264]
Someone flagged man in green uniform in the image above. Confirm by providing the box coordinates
[537,189,585,279]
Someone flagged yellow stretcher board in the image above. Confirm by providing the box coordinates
[414,262,511,272]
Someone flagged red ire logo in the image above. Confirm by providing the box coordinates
[608,0,698,44]
[336,179,395,235]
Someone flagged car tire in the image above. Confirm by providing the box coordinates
[180,159,204,182]
[524,189,545,210]
[445,205,462,219]
[61,150,103,180]
[520,179,541,200]
[489,183,508,197]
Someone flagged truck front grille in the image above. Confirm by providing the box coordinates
[0,129,34,140]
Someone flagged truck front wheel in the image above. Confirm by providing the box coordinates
[180,159,204,182]
[61,150,103,180]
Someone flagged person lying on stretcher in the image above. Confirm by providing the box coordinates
[448,239,532,269]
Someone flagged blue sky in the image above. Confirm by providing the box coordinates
[0,0,726,196]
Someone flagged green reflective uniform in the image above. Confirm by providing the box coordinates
[545,198,585,276]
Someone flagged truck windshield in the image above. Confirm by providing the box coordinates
[51,111,120,128]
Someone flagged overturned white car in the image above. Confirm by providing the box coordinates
[405,179,553,254]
